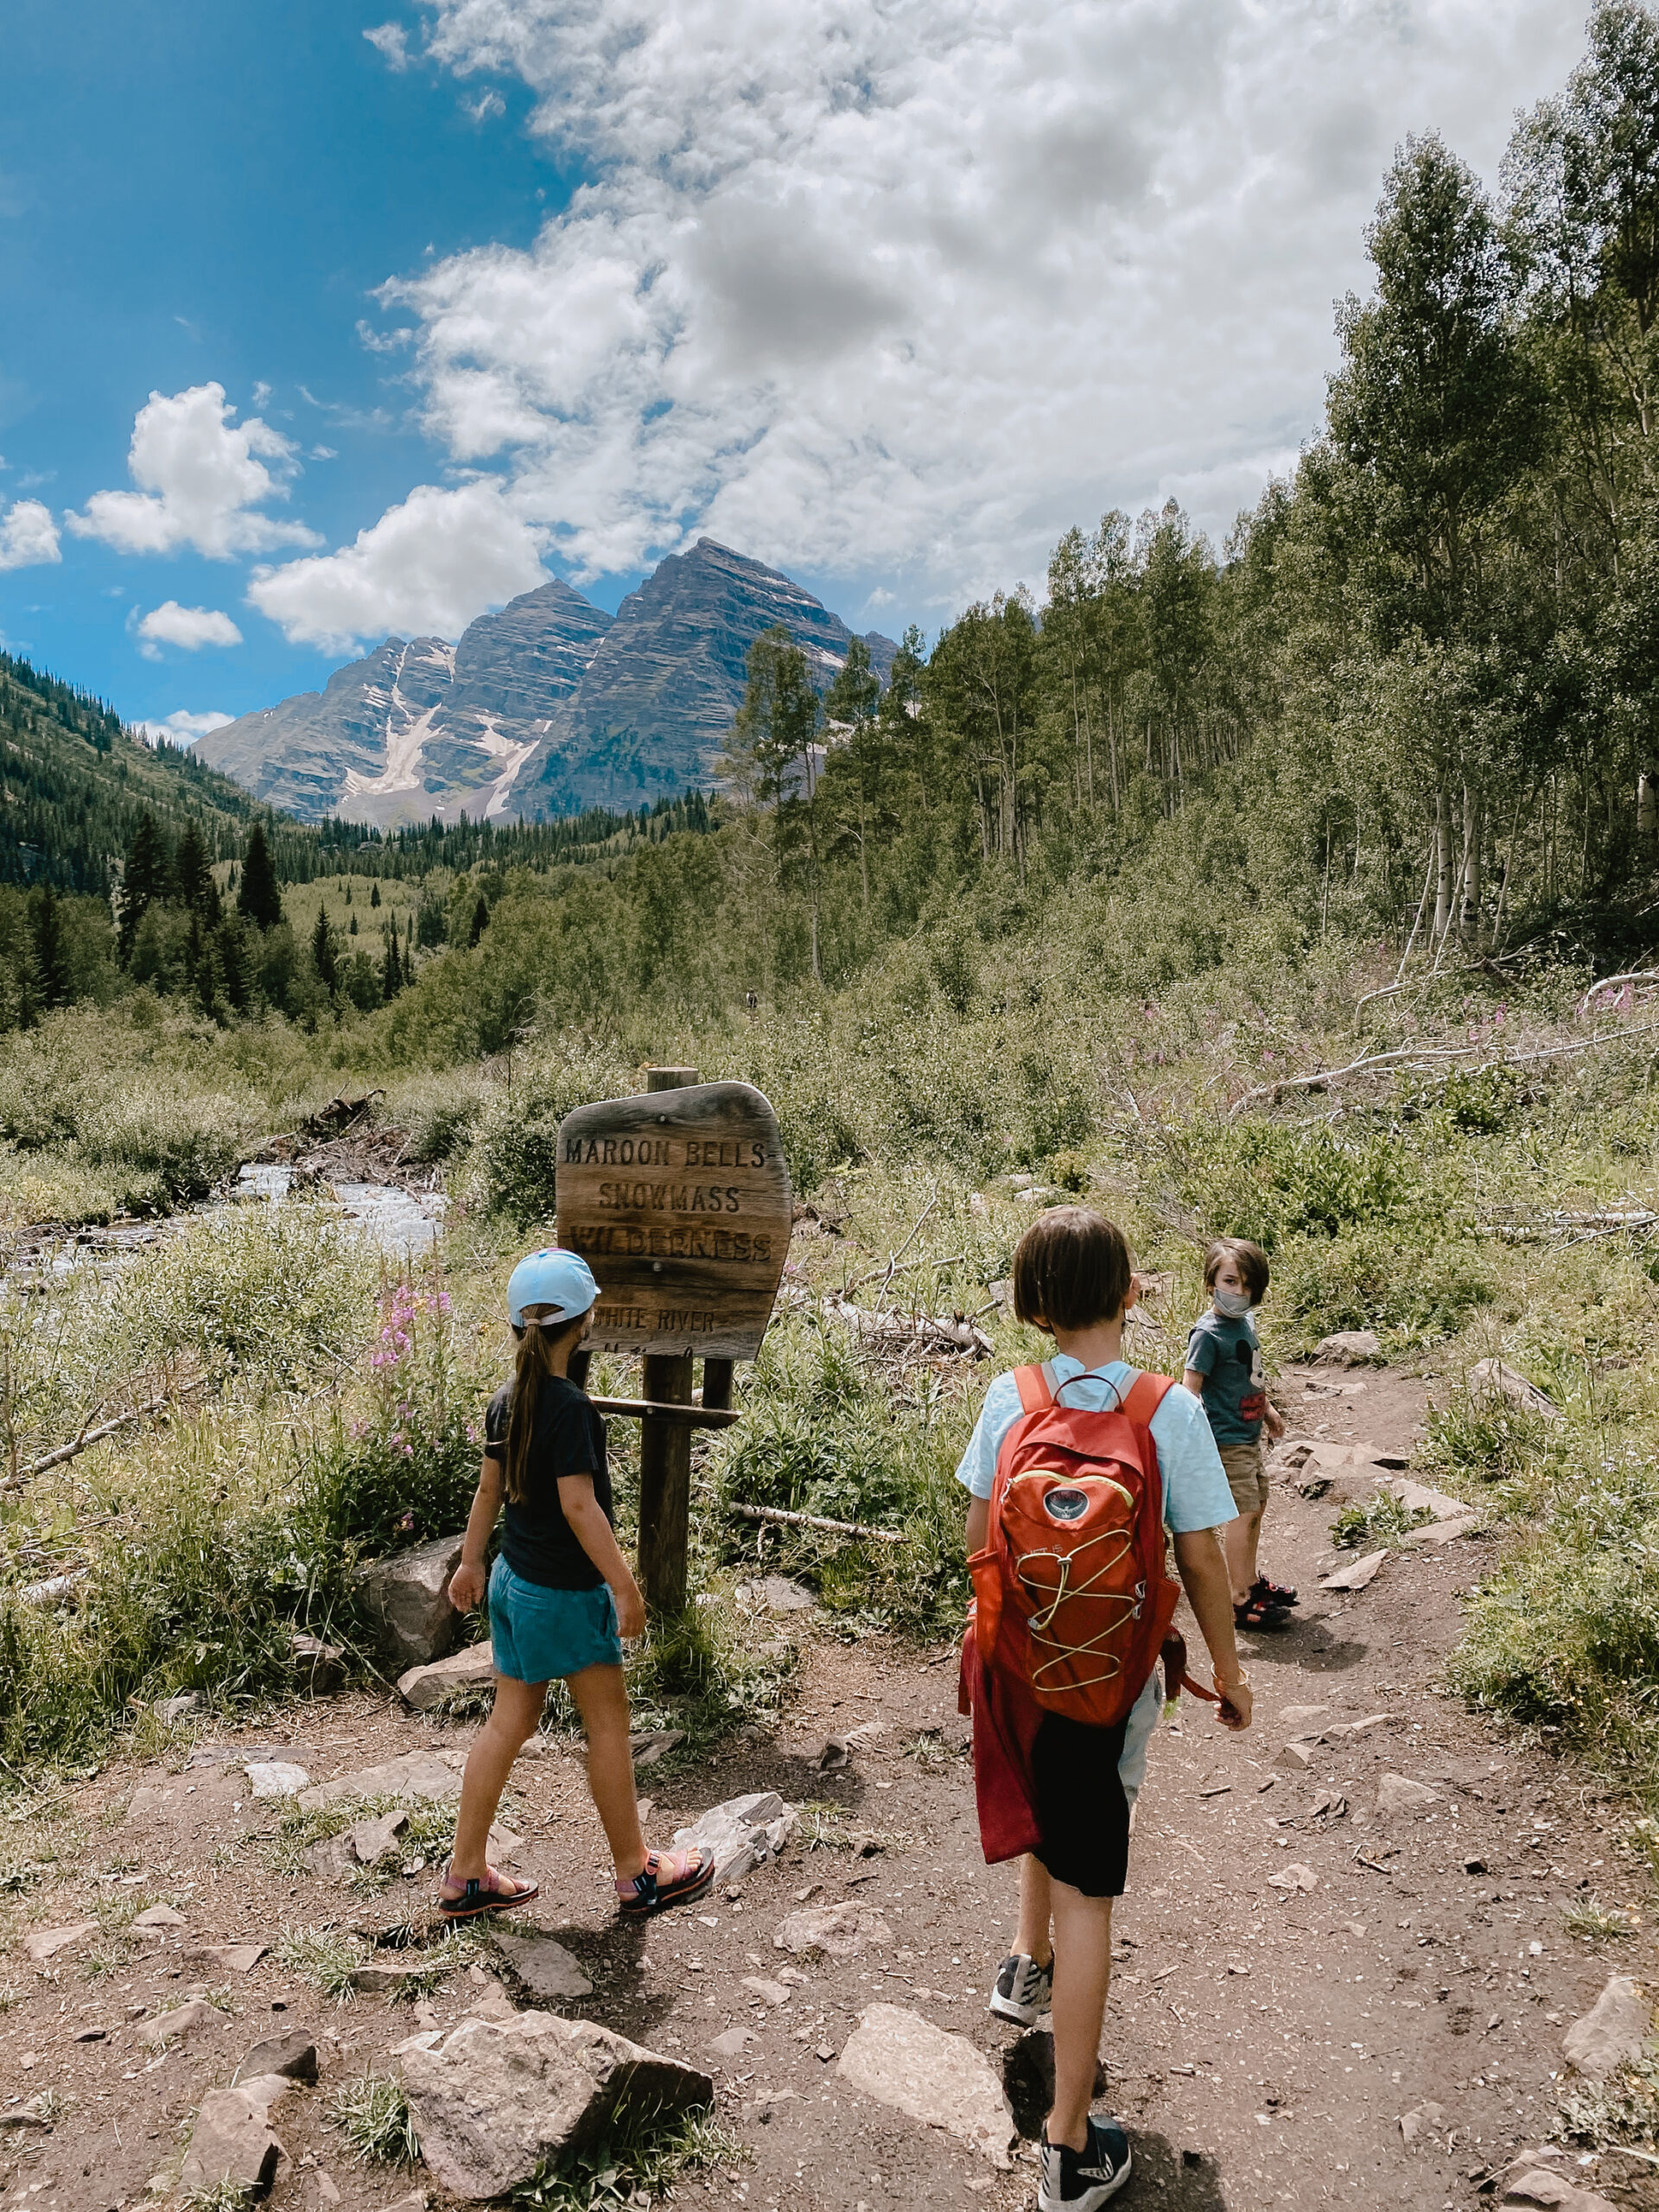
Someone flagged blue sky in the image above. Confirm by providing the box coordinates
[0,0,1591,746]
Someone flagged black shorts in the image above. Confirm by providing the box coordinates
[1029,1711,1133,1899]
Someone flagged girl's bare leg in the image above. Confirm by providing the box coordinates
[567,1661,647,1880]
[449,1674,545,1883]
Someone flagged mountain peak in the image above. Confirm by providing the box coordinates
[197,544,895,826]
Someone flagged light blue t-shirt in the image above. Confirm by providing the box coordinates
[954,1355,1236,1532]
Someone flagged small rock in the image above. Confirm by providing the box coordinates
[741,1975,791,2005]
[246,1759,310,1798]
[351,1959,434,1996]
[1470,1357,1560,1421]
[297,1745,466,1813]
[1562,1974,1654,2081]
[1402,1516,1484,1548]
[672,1790,798,1885]
[1279,1704,1329,1727]
[307,2173,342,2211]
[234,2030,319,2087]
[775,1900,892,1959]
[1376,1773,1442,1815]
[397,1639,496,1713]
[355,1532,467,1669]
[401,2009,714,2199]
[138,1999,225,2046]
[710,2027,754,2057]
[131,1903,187,1931]
[1399,2100,1444,2144]
[178,2083,284,2194]
[348,1808,410,1865]
[739,1575,817,1613]
[1314,1329,1383,1365]
[23,1920,96,1963]
[493,1931,594,2002]
[153,1692,200,1724]
[630,1728,688,1769]
[1503,2174,1618,2211]
[1321,1550,1386,1592]
[125,1784,170,1822]
[1337,1713,1395,1738]
[816,1738,850,1771]
[1267,1863,1318,1894]
[0,2109,51,2133]
[1275,1740,1317,1771]
[289,1631,347,1694]
[837,2004,1015,2168]
[1464,1856,1489,1875]
[74,2024,109,2042]
[304,1834,358,1881]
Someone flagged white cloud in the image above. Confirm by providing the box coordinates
[136,709,234,747]
[365,22,410,68]
[0,499,60,571]
[67,384,321,559]
[246,476,547,650]
[136,601,245,656]
[359,0,1592,610]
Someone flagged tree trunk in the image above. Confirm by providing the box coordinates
[1433,789,1452,941]
[1459,785,1483,948]
[1640,769,1657,849]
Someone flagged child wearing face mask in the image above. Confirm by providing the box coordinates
[1183,1238,1292,1630]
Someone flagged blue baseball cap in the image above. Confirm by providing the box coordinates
[506,1248,601,1328]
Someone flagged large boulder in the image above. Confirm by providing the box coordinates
[355,1534,467,1670]
[399,2011,712,2201]
[837,2005,1015,2168]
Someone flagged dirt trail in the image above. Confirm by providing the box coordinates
[3,1364,1657,2212]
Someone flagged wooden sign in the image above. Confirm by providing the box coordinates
[555,1079,791,1359]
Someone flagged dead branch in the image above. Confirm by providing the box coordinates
[1,1382,202,1497]
[729,1502,902,1544]
[1576,973,1659,1020]
[782,1283,991,1357]
[1228,1018,1659,1120]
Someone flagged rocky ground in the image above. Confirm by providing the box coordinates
[3,1363,1657,2212]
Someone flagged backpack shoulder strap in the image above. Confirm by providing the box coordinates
[1013,1363,1054,1414]
[1120,1370,1175,1427]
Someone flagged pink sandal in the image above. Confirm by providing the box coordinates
[438,1863,540,1919]
[615,1845,715,1918]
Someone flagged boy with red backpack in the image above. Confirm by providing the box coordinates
[959,1208,1251,2210]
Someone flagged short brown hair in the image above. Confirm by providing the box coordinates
[1203,1236,1269,1302]
[1012,1205,1135,1333]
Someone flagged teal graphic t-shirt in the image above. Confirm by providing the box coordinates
[1185,1311,1266,1447]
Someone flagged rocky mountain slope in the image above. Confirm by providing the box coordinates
[197,542,894,827]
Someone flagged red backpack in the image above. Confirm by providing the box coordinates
[968,1363,1181,1730]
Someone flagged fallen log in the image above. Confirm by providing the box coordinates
[729,1502,902,1544]
[2,1386,200,1497]
[1227,1018,1659,1120]
[779,1284,991,1357]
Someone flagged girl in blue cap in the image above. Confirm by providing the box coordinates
[438,1246,715,1920]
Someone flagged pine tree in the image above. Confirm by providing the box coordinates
[312,902,337,991]
[468,895,489,946]
[382,918,404,1001]
[118,810,169,960]
[28,883,71,1007]
[370,881,381,908]
[236,823,283,931]
[174,819,220,923]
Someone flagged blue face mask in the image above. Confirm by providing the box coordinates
[1213,1287,1252,1319]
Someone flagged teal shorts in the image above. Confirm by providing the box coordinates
[488,1557,623,1683]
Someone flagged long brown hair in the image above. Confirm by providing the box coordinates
[504,1309,586,1503]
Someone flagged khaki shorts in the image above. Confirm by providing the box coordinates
[1219,1442,1268,1517]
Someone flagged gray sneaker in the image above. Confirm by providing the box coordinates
[989,1950,1053,2025]
[1038,2119,1132,2212]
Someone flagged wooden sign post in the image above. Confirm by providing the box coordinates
[555,1068,791,1615]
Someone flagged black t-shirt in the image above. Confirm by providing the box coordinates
[484,1373,612,1591]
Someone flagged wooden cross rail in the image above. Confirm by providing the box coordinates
[586,1395,741,1428]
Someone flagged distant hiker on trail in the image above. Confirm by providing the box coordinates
[958,1206,1249,2211]
[438,1247,715,1922]
[1183,1237,1293,1632]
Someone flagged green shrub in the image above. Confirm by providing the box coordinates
[471,1040,634,1224]
[75,1082,253,1206]
[120,1203,376,1382]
